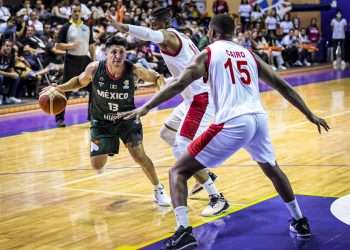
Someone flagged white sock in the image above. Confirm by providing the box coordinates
[154,183,163,190]
[96,168,104,174]
[202,178,219,196]
[285,199,303,220]
[174,206,189,229]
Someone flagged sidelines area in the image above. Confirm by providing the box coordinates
[115,193,278,250]
[136,195,350,250]
[1,71,350,137]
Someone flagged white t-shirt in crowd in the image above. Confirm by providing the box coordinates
[265,16,278,30]
[0,6,10,22]
[239,4,252,18]
[280,20,293,34]
[331,18,348,39]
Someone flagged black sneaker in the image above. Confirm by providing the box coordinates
[289,217,312,238]
[162,226,198,250]
[56,120,66,128]
[190,171,217,195]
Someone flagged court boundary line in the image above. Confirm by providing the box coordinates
[115,193,278,250]
[53,156,174,189]
[1,163,350,176]
[61,187,153,199]
[116,193,341,250]
[48,109,349,189]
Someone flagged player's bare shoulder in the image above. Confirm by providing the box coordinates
[85,61,100,76]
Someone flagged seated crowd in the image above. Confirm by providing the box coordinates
[0,0,326,105]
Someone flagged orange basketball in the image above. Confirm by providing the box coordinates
[39,88,67,115]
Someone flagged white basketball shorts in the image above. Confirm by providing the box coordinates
[164,92,215,159]
[188,113,276,167]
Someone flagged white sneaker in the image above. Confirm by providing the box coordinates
[278,65,287,70]
[271,66,277,71]
[293,60,303,66]
[8,97,22,104]
[303,60,311,66]
[201,193,230,217]
[154,185,171,207]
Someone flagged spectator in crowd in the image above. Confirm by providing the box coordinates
[281,29,299,66]
[307,17,321,44]
[331,9,348,62]
[51,0,70,23]
[0,16,25,42]
[16,0,32,21]
[265,9,279,38]
[239,0,252,32]
[28,10,44,35]
[251,3,264,30]
[116,0,126,22]
[72,0,92,21]
[280,13,293,36]
[212,0,229,15]
[252,30,287,71]
[0,39,21,104]
[34,0,50,21]
[19,25,47,73]
[292,16,301,30]
[0,0,10,23]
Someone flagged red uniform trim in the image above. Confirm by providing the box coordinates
[105,63,123,81]
[188,123,224,157]
[160,31,183,57]
[179,92,209,140]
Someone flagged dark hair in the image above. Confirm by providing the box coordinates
[105,36,127,48]
[1,38,13,47]
[151,7,171,21]
[210,14,235,37]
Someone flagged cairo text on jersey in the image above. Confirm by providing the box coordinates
[226,50,246,58]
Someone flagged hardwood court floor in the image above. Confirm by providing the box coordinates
[0,78,349,249]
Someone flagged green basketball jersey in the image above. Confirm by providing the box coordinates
[90,60,135,121]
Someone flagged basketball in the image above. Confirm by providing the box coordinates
[39,87,67,115]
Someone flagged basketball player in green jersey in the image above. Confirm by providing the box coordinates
[43,36,171,206]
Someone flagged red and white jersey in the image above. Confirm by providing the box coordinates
[205,40,266,124]
[160,28,209,103]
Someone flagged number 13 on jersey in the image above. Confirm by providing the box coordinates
[224,58,251,85]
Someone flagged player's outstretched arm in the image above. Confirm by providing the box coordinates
[122,50,208,121]
[255,53,330,133]
[132,64,165,89]
[107,15,178,49]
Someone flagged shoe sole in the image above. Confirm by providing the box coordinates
[173,242,198,250]
[289,226,312,238]
[201,201,230,217]
[190,172,218,196]
[154,199,171,207]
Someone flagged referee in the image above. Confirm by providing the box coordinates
[55,3,95,127]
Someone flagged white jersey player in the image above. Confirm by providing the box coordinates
[109,7,229,216]
[123,14,330,250]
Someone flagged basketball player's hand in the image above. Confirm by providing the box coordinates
[121,107,150,123]
[308,114,330,134]
[40,85,62,95]
[40,86,55,95]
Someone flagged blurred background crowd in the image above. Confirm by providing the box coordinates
[0,0,348,105]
